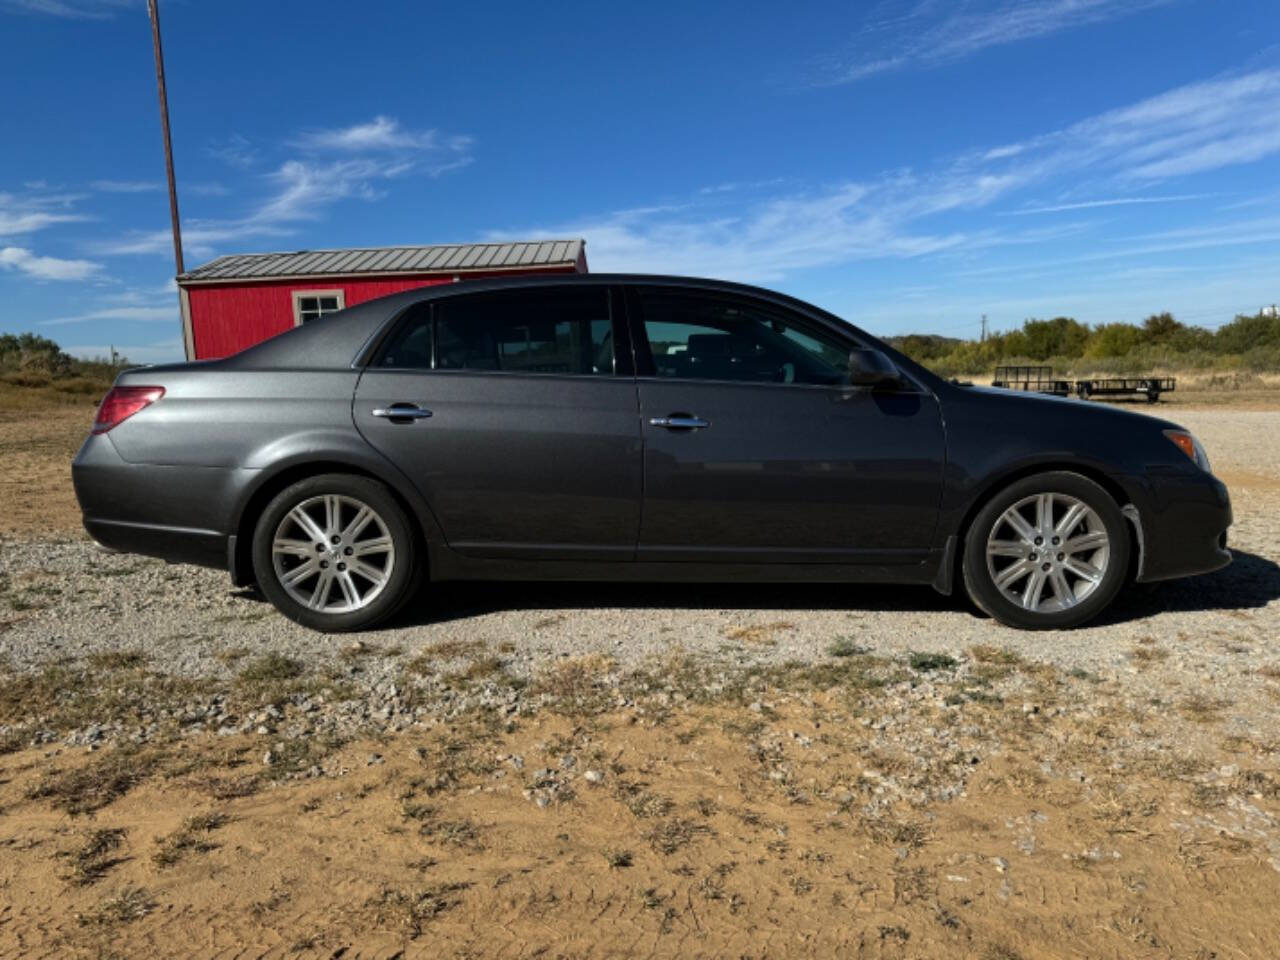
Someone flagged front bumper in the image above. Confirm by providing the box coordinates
[72,432,244,571]
[1129,469,1232,583]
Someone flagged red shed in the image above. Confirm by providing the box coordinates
[176,238,588,360]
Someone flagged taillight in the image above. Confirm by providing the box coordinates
[92,386,165,434]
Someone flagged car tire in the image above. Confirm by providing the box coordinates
[251,473,421,632]
[961,471,1129,630]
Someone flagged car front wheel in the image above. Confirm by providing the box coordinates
[962,471,1129,630]
[251,473,420,632]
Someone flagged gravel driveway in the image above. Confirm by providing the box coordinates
[2,406,1278,744]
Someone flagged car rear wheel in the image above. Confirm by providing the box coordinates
[961,471,1129,630]
[252,473,420,632]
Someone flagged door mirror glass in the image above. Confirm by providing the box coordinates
[848,348,902,388]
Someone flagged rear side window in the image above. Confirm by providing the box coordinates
[373,287,615,376]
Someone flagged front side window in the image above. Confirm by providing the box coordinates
[636,290,850,386]
[371,287,615,376]
[293,290,345,325]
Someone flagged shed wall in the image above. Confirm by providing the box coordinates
[187,266,578,359]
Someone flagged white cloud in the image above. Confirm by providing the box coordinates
[0,210,87,236]
[93,158,414,258]
[205,134,258,170]
[0,245,101,280]
[292,115,473,156]
[91,179,163,193]
[0,188,90,236]
[489,183,982,283]
[826,0,1169,83]
[101,117,474,260]
[40,305,177,326]
[490,67,1280,283]
[1005,194,1212,215]
[0,0,131,17]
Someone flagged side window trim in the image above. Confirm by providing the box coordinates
[622,284,657,378]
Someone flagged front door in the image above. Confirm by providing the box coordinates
[629,286,945,564]
[354,285,641,561]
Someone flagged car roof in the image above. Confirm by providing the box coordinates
[226,274,828,369]
[223,273,939,388]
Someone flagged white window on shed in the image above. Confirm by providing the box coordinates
[292,289,346,325]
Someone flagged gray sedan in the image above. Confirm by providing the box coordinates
[73,274,1231,632]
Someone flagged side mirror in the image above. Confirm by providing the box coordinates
[848,348,903,388]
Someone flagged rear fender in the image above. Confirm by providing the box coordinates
[227,430,446,582]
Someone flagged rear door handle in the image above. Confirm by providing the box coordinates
[372,403,433,421]
[649,415,710,430]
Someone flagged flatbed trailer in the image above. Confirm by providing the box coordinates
[1075,377,1175,403]
[991,365,1072,397]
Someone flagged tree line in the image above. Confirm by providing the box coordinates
[1,332,130,392]
[887,310,1280,377]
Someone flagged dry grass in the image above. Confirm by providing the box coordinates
[724,621,795,645]
[646,817,712,855]
[367,883,471,939]
[605,849,633,868]
[827,637,869,658]
[969,644,1023,666]
[77,887,155,927]
[87,650,149,671]
[534,654,618,716]
[0,663,201,732]
[1130,644,1170,666]
[59,828,128,886]
[446,656,506,684]
[908,651,958,672]
[28,748,164,815]
[152,813,229,867]
[1179,694,1229,722]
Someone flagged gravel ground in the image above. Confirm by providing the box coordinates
[2,406,1278,749]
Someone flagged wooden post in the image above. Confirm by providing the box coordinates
[147,0,190,358]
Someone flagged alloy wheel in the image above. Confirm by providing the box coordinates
[984,492,1110,614]
[270,494,395,614]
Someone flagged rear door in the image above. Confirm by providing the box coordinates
[628,285,945,564]
[354,284,641,561]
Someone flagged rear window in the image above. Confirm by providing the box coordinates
[372,287,615,376]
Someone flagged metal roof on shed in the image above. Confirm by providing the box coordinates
[178,239,584,283]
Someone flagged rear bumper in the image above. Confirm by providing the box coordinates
[1129,469,1232,583]
[82,517,226,569]
[72,432,247,571]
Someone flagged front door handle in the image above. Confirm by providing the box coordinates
[649,414,710,430]
[372,403,433,422]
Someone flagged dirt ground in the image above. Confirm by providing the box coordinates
[3,687,1279,960]
[1,389,1279,958]
[0,401,92,538]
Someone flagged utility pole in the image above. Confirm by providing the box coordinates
[148,0,182,276]
[147,0,188,357]
[980,314,988,342]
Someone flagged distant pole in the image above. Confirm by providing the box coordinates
[980,314,988,342]
[147,0,183,277]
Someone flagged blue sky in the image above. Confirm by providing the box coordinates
[1,0,1278,363]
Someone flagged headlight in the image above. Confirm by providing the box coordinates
[1164,429,1212,473]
